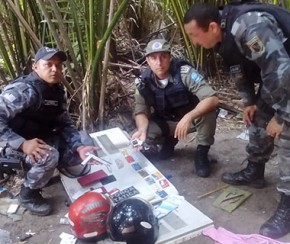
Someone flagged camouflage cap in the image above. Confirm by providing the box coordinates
[145,39,171,56]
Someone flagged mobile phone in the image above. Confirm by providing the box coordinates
[77,170,108,186]
[100,175,117,185]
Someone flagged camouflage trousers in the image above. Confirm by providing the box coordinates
[277,122,290,194]
[146,109,216,146]
[247,109,290,194]
[4,131,93,190]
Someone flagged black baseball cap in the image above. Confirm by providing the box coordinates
[34,46,67,62]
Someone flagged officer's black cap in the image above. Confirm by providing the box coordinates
[34,46,67,62]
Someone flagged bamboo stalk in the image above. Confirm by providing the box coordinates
[37,0,81,102]
[98,0,114,129]
[48,0,83,79]
[6,0,41,47]
[197,184,229,199]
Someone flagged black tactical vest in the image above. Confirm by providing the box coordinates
[138,59,199,120]
[218,2,290,79]
[8,72,66,139]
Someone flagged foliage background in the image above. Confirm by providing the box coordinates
[0,0,288,132]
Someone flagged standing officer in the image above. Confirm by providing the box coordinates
[183,1,290,239]
[131,38,219,177]
[0,47,97,216]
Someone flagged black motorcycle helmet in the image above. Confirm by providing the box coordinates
[107,197,159,244]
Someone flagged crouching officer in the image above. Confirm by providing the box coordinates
[131,38,219,177]
[0,47,97,216]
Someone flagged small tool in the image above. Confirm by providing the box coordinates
[220,193,244,204]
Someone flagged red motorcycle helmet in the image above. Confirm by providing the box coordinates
[68,191,111,240]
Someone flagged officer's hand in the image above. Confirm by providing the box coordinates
[266,116,283,139]
[20,138,51,164]
[77,146,99,160]
[174,115,191,140]
[243,105,257,126]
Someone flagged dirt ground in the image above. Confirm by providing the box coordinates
[1,117,290,244]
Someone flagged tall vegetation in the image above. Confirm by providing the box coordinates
[0,0,288,130]
[0,0,129,130]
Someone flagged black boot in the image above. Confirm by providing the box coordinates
[195,145,211,178]
[18,185,51,216]
[159,138,178,160]
[221,161,266,188]
[260,193,290,239]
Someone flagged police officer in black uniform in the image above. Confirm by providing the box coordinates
[0,47,97,216]
[184,1,290,239]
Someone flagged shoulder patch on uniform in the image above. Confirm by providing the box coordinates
[246,36,265,55]
[3,93,16,102]
[190,70,203,84]
[180,65,191,74]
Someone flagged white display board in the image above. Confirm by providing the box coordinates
[60,127,213,243]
